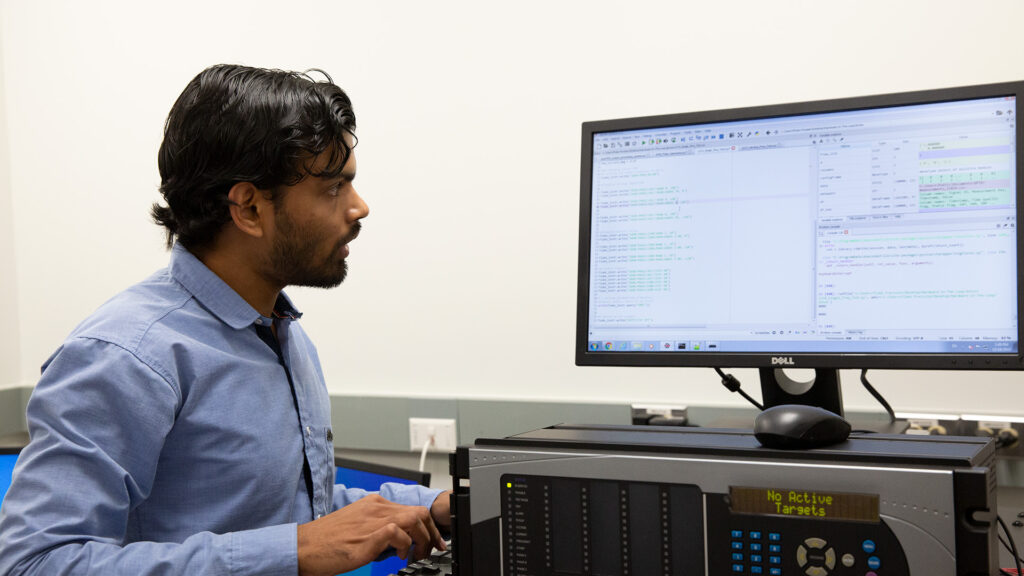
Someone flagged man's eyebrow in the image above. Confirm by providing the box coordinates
[326,172,355,185]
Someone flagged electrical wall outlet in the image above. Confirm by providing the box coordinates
[409,417,457,452]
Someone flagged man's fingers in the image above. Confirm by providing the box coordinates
[403,511,433,560]
[376,523,413,560]
[387,506,442,561]
[426,512,445,550]
[410,505,445,557]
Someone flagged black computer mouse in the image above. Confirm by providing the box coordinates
[754,404,852,449]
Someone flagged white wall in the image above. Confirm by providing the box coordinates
[1,0,1023,414]
[0,6,20,390]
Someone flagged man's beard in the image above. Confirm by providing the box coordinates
[268,213,360,289]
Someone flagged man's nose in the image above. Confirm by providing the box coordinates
[349,186,369,221]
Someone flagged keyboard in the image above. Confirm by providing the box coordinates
[386,548,453,575]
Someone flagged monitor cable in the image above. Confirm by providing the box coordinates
[999,513,1023,576]
[714,368,764,411]
[715,368,897,424]
[859,369,896,424]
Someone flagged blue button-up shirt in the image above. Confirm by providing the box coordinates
[0,244,442,575]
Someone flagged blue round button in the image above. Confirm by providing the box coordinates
[867,555,881,570]
[862,539,876,553]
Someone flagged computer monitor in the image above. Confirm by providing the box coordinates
[577,81,1022,415]
[334,456,431,490]
[0,447,20,506]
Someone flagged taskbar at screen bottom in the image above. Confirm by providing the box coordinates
[587,339,1017,354]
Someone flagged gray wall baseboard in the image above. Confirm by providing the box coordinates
[0,390,939,452]
[329,395,631,451]
[4,390,1024,488]
[0,385,29,438]
[3,389,633,451]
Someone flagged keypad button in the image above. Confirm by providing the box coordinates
[862,539,876,553]
[751,567,764,574]
[750,531,763,540]
[733,553,744,562]
[732,563,745,573]
[770,569,782,576]
[824,548,836,569]
[769,544,782,554]
[732,530,745,539]
[841,553,855,567]
[732,541,744,550]
[750,543,763,552]
[769,533,782,541]
[769,556,782,565]
[804,537,826,549]
[805,567,827,576]
[867,556,881,570]
[751,554,763,563]
[796,545,808,567]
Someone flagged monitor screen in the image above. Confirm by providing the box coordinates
[577,81,1023,410]
[0,449,20,506]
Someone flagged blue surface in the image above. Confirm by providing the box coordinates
[0,454,17,505]
[336,465,422,576]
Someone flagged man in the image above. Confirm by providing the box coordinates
[0,64,450,576]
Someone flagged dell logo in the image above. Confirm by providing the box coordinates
[771,357,795,366]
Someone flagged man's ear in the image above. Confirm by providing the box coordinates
[226,182,269,238]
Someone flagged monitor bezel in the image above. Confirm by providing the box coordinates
[334,455,431,487]
[576,80,1024,371]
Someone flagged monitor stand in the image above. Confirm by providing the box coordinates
[757,368,909,433]
[759,368,844,416]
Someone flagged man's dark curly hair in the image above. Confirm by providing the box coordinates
[152,64,356,250]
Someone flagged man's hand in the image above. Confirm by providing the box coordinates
[296,494,446,576]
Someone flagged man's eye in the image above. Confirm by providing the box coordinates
[327,184,342,196]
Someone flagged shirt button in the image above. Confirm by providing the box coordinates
[306,426,311,437]
[327,429,334,441]
[255,318,263,325]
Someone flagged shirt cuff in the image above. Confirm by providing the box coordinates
[229,522,298,576]
[378,482,445,509]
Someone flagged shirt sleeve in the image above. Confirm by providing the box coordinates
[333,483,446,511]
[0,337,298,576]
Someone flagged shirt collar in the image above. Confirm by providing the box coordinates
[169,243,303,330]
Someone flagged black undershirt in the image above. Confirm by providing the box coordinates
[254,322,316,512]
